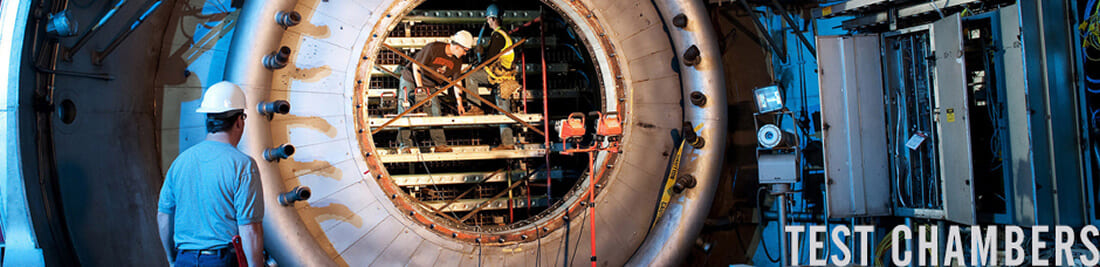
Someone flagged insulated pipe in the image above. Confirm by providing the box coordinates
[263,144,295,162]
[263,46,291,70]
[627,0,727,265]
[221,0,332,266]
[275,11,301,28]
[278,186,311,206]
[257,100,290,117]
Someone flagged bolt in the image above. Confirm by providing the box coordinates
[690,91,707,106]
[476,238,481,243]
[672,14,688,28]
[683,45,701,66]
[376,174,383,179]
[498,238,505,243]
[391,194,397,199]
[521,235,528,240]
[542,227,549,232]
[430,224,435,229]
[409,211,415,216]
[672,174,698,194]
[563,215,570,221]
[365,152,372,157]
[452,233,458,238]
[689,135,706,149]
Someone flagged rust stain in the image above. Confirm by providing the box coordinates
[280,159,341,181]
[304,203,364,228]
[293,65,333,83]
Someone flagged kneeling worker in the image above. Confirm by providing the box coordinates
[396,30,475,153]
[466,4,522,150]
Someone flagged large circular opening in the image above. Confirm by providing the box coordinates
[355,0,622,241]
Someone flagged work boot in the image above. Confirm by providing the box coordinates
[431,145,453,153]
[491,144,515,151]
[464,105,485,115]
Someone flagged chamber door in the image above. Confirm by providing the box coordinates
[931,13,977,224]
[818,34,892,219]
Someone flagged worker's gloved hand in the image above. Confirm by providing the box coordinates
[402,100,410,108]
[499,80,521,99]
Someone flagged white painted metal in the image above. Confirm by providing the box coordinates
[817,35,892,219]
[627,0,727,265]
[377,144,546,163]
[422,197,549,213]
[392,170,563,186]
[383,37,450,48]
[225,0,724,266]
[758,154,799,184]
[931,14,977,225]
[0,0,45,265]
[368,114,542,128]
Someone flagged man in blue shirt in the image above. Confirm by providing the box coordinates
[158,81,264,267]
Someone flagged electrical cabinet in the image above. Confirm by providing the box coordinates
[820,14,978,224]
[818,34,891,219]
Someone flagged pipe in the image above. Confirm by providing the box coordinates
[263,46,291,70]
[278,186,311,206]
[766,0,816,59]
[774,184,791,267]
[275,11,301,28]
[222,0,331,265]
[587,151,598,267]
[33,64,113,80]
[733,0,787,63]
[541,16,551,204]
[63,0,128,61]
[522,52,527,113]
[91,0,164,65]
[627,0,728,264]
[257,100,291,117]
[263,144,295,162]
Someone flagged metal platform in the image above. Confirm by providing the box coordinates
[403,10,541,23]
[365,87,493,97]
[420,196,550,212]
[368,114,542,128]
[392,169,564,186]
[377,144,546,163]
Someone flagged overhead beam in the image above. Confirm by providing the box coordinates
[378,144,546,163]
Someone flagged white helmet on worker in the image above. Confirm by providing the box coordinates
[196,81,246,113]
[451,30,475,49]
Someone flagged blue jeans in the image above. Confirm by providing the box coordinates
[465,70,515,146]
[175,249,237,267]
[397,76,447,148]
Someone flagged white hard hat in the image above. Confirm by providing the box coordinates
[196,81,246,113]
[451,30,474,49]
